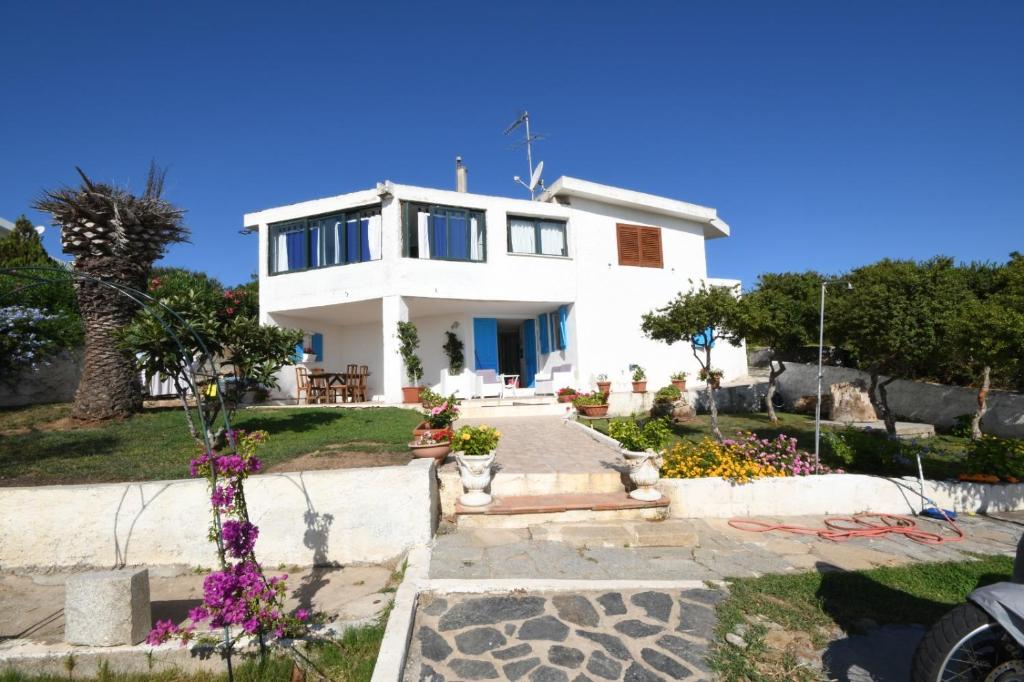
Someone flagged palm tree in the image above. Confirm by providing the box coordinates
[35,165,188,421]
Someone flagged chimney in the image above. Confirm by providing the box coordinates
[455,156,468,193]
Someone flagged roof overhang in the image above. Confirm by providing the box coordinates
[539,176,730,239]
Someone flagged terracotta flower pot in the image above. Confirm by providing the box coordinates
[671,380,687,391]
[596,381,611,394]
[402,386,424,404]
[578,404,609,417]
[409,441,451,463]
[557,393,576,403]
[632,381,647,393]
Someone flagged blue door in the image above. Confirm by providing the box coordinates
[522,319,537,387]
[473,318,499,371]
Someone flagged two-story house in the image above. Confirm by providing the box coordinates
[245,172,747,403]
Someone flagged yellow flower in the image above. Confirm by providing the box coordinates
[462,433,471,441]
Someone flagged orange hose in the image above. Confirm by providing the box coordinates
[728,512,964,545]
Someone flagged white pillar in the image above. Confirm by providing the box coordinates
[381,295,409,403]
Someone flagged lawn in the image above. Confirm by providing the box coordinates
[586,410,976,479]
[0,403,423,486]
[711,554,1015,681]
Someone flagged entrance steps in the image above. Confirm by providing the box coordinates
[458,398,568,419]
[454,491,669,529]
[438,469,625,517]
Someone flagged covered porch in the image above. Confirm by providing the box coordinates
[266,295,577,404]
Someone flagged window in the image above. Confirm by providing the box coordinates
[507,216,567,257]
[402,202,486,262]
[269,207,382,274]
[616,223,663,268]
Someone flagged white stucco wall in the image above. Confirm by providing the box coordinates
[0,461,437,570]
[248,181,746,400]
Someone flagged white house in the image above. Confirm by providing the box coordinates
[245,171,747,403]
[0,217,15,238]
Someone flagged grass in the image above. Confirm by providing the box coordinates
[0,619,386,681]
[587,410,977,479]
[710,554,1014,681]
[0,403,423,486]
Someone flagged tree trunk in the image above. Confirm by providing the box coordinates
[972,365,991,440]
[877,377,898,437]
[766,359,786,423]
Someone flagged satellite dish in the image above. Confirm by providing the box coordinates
[529,160,544,191]
[34,225,45,236]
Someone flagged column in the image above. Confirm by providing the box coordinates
[381,294,409,404]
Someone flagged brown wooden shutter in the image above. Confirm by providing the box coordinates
[617,223,662,268]
[638,227,663,268]
[616,224,640,265]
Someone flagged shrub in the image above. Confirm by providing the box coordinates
[572,391,608,407]
[632,366,646,382]
[671,371,688,381]
[661,438,782,484]
[396,321,423,385]
[654,385,682,404]
[452,425,500,456]
[557,387,578,397]
[419,387,443,407]
[443,330,465,374]
[608,417,672,452]
[949,413,974,438]
[965,436,1024,482]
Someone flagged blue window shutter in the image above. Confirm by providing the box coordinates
[538,314,550,354]
[360,218,371,262]
[522,319,537,387]
[473,318,499,371]
[311,333,323,362]
[558,306,569,350]
[294,341,304,362]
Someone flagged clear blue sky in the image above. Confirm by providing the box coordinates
[2,1,1021,288]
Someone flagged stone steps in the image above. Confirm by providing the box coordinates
[439,470,626,517]
[454,492,669,529]
[457,400,568,419]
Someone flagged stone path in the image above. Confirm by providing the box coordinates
[430,515,1022,580]
[405,589,724,681]
[440,417,620,474]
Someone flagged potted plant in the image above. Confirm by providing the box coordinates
[595,373,611,394]
[631,366,647,393]
[608,417,672,501]
[414,392,459,438]
[452,425,501,506]
[397,321,423,403]
[556,387,578,403]
[670,371,687,391]
[573,391,609,418]
[699,366,724,389]
[409,428,452,463]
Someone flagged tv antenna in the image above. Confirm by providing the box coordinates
[505,110,545,199]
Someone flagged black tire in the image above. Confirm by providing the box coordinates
[912,601,1022,682]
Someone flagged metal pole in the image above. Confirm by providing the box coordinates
[814,282,827,473]
[524,112,535,200]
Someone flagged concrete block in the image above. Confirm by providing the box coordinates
[65,569,151,646]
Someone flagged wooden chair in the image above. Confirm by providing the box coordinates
[295,366,319,404]
[355,365,370,402]
[345,368,362,403]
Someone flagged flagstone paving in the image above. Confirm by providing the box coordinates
[405,589,724,681]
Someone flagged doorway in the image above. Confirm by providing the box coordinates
[497,323,521,379]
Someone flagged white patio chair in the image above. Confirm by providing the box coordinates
[473,369,503,398]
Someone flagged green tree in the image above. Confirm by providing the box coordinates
[830,258,969,436]
[736,272,821,422]
[35,165,189,421]
[641,282,744,440]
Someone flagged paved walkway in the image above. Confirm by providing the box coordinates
[441,417,619,474]
[430,515,1022,580]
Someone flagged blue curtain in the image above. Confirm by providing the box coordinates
[346,218,359,264]
[558,306,569,350]
[538,314,550,354]
[473,318,499,371]
[285,230,305,270]
[522,319,537,387]
[360,218,371,262]
[431,213,448,259]
[311,333,323,362]
[308,225,320,267]
[448,213,469,260]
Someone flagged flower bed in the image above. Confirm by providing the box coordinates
[661,432,839,484]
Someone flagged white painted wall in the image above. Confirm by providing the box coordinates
[0,461,437,570]
[249,181,746,401]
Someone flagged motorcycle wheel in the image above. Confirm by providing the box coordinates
[913,602,1024,682]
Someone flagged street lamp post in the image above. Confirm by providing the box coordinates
[814,280,851,472]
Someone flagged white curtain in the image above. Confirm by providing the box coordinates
[276,231,289,271]
[470,216,481,261]
[368,214,382,260]
[510,218,536,254]
[417,211,431,259]
[540,222,565,256]
[332,220,344,264]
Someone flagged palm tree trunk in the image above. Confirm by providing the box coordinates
[971,365,991,440]
[70,267,143,421]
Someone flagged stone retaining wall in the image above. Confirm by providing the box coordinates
[660,474,1024,518]
[0,460,438,570]
[775,362,1024,438]
[0,349,83,407]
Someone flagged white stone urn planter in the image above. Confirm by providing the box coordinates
[622,449,664,501]
[455,451,496,506]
